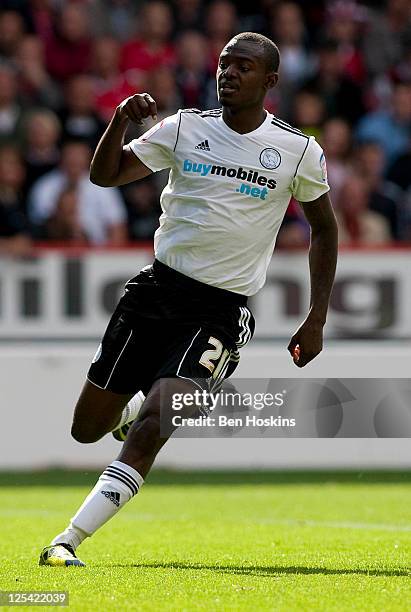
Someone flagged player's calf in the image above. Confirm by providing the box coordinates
[117,380,173,477]
[118,377,198,477]
[117,411,165,478]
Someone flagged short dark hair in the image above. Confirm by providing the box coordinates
[228,32,280,72]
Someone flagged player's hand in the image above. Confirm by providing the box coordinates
[287,318,324,368]
[116,93,158,125]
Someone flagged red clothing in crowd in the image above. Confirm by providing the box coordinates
[340,47,366,84]
[45,36,91,82]
[95,75,137,122]
[120,39,176,74]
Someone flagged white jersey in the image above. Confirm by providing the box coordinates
[128,108,329,296]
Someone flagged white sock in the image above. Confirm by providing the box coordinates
[51,461,144,550]
[115,391,145,430]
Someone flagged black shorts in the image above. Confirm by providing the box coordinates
[87,259,255,395]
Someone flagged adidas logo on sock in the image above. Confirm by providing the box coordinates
[195,139,210,151]
[101,490,120,506]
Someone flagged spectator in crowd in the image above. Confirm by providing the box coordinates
[0,145,32,257]
[59,75,106,149]
[1,0,411,247]
[120,1,176,81]
[324,0,366,84]
[292,89,325,139]
[0,10,26,60]
[0,62,27,147]
[302,38,365,125]
[203,0,239,108]
[91,0,139,42]
[354,140,403,240]
[21,0,55,41]
[122,176,161,241]
[205,0,238,72]
[92,36,138,123]
[387,137,411,192]
[23,109,61,196]
[172,0,204,33]
[355,81,411,165]
[363,0,411,79]
[147,66,181,119]
[175,31,209,109]
[336,174,392,245]
[236,0,272,34]
[269,1,314,117]
[14,35,61,109]
[269,2,313,89]
[44,187,89,245]
[28,141,127,245]
[391,35,411,83]
[44,3,92,82]
[321,117,352,204]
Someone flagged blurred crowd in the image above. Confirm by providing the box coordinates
[1,0,411,256]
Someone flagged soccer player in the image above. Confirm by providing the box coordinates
[39,32,337,567]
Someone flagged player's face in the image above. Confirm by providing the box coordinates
[217,41,276,109]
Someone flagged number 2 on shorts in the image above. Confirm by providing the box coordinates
[199,336,230,378]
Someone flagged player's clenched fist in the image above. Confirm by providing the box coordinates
[116,93,158,125]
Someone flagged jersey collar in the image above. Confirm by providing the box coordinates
[218,110,271,138]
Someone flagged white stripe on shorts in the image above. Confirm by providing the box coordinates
[176,328,204,390]
[176,327,202,377]
[237,306,251,347]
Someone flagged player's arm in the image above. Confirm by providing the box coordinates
[288,192,338,367]
[90,94,157,187]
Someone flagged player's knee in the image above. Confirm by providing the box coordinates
[71,422,101,444]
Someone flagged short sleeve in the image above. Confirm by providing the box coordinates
[127,112,180,172]
[291,137,330,202]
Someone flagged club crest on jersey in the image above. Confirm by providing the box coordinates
[259,148,281,170]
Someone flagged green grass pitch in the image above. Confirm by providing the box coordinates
[0,470,410,611]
